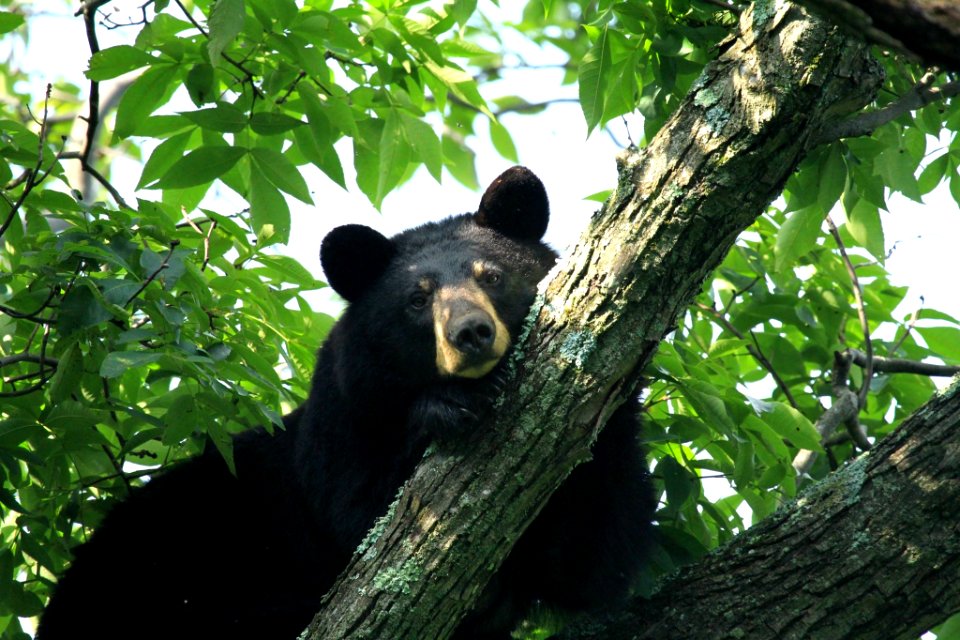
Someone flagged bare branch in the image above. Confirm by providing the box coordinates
[796,0,960,71]
[0,353,60,369]
[793,350,860,476]
[0,323,54,397]
[890,303,922,354]
[818,72,960,144]
[79,0,104,166]
[826,215,872,408]
[848,348,960,376]
[124,241,181,306]
[0,84,54,238]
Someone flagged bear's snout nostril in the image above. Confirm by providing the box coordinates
[452,315,496,354]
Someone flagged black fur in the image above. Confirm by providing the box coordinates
[37,166,655,640]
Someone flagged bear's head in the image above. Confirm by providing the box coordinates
[320,166,556,387]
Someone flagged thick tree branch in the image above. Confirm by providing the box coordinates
[817,71,960,144]
[565,380,960,639]
[304,2,883,638]
[797,0,960,71]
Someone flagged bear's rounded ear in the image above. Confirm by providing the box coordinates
[320,224,395,302]
[475,166,549,242]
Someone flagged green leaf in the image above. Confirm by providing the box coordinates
[845,199,884,259]
[249,164,291,244]
[155,145,246,189]
[489,121,518,164]
[114,64,180,139]
[917,326,960,363]
[138,131,194,189]
[875,146,922,202]
[951,170,960,207]
[917,153,949,195]
[757,402,822,451]
[249,147,312,204]
[451,0,477,27]
[100,351,163,378]
[376,110,412,207]
[818,144,846,212]
[579,25,612,133]
[442,134,478,190]
[0,11,25,35]
[677,381,736,436]
[935,611,960,640]
[400,112,442,181]
[250,112,304,135]
[181,103,248,133]
[774,206,823,272]
[186,63,216,106]
[293,126,345,188]
[424,61,492,118]
[86,45,156,80]
[44,400,105,432]
[733,438,755,488]
[48,344,84,404]
[659,456,693,509]
[208,0,245,67]
[162,395,202,444]
[57,282,113,334]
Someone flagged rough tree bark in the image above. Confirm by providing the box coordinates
[563,381,960,640]
[303,2,884,639]
[797,0,960,70]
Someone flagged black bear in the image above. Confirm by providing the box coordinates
[37,167,655,640]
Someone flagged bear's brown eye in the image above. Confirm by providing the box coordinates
[409,291,429,309]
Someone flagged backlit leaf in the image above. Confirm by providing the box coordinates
[208,0,245,66]
[249,147,312,204]
[86,45,156,80]
[775,206,823,272]
[155,145,246,189]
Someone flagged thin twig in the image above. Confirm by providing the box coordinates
[0,85,53,238]
[0,287,59,324]
[890,304,922,354]
[826,215,872,409]
[124,241,181,306]
[100,379,132,494]
[695,302,800,409]
[0,323,54,397]
[173,0,265,98]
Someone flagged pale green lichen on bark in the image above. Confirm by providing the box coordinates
[751,0,778,27]
[558,330,597,369]
[356,487,403,560]
[370,558,424,595]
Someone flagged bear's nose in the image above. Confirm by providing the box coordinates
[450,312,496,355]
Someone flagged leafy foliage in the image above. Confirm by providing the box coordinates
[0,0,959,638]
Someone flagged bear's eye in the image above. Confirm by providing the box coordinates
[481,271,502,285]
[409,291,430,310]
